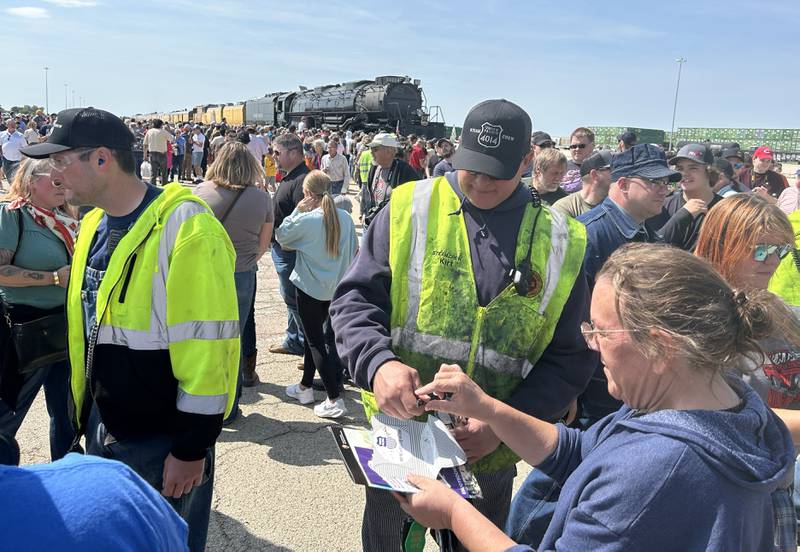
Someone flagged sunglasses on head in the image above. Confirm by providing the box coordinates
[569,144,587,150]
[753,244,793,262]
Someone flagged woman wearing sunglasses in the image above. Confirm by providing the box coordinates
[0,157,78,460]
[695,194,800,417]
[394,244,798,551]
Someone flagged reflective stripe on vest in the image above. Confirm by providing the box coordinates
[177,388,228,415]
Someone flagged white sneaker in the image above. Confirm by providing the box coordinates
[314,398,347,419]
[285,383,314,405]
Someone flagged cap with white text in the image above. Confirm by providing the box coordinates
[450,99,532,180]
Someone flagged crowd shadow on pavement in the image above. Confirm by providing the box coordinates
[218,380,367,468]
[207,510,292,552]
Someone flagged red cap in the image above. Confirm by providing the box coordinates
[753,146,774,160]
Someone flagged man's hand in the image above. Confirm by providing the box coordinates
[452,418,501,464]
[162,453,205,499]
[683,198,708,217]
[393,474,461,530]
[372,360,424,419]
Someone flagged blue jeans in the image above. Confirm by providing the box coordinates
[271,244,305,354]
[0,359,74,460]
[225,269,256,423]
[87,411,214,552]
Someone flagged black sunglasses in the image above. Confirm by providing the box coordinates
[569,144,588,150]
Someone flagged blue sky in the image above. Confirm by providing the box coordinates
[5,0,800,136]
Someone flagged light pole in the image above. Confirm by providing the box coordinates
[64,84,68,109]
[668,57,687,152]
[43,66,50,113]
[72,90,75,109]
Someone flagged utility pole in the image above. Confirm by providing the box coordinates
[72,90,75,109]
[64,84,68,110]
[44,66,50,113]
[668,57,687,152]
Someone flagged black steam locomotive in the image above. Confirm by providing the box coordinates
[140,76,446,138]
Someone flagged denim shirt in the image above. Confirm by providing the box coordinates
[577,196,656,286]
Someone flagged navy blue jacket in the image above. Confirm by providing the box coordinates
[506,380,795,551]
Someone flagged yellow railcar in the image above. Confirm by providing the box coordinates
[223,104,244,126]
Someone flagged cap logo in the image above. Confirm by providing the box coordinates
[477,122,503,149]
[690,151,701,158]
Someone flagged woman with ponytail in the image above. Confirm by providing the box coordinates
[276,170,357,418]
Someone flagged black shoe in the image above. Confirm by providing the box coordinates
[312,378,344,393]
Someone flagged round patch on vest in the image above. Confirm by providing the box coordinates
[527,272,543,298]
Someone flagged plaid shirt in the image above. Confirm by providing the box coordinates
[772,487,797,551]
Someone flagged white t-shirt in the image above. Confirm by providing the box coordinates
[191,133,205,152]
[0,131,26,161]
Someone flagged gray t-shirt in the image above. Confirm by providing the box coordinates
[0,205,69,309]
[741,330,800,410]
[194,182,273,272]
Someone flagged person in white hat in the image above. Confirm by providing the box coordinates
[358,132,419,226]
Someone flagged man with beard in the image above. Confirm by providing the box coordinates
[531,148,567,205]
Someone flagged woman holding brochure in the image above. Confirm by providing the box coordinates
[396,244,799,552]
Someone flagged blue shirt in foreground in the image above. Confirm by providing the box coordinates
[0,453,188,551]
[505,380,795,551]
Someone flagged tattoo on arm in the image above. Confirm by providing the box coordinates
[0,249,48,283]
[0,265,20,277]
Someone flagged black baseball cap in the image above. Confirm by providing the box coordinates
[713,158,734,180]
[21,107,135,159]
[611,143,681,182]
[617,131,637,146]
[721,147,744,161]
[580,150,613,177]
[532,131,554,147]
[450,99,532,180]
[670,143,715,166]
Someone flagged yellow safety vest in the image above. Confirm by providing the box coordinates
[67,183,240,428]
[362,176,587,472]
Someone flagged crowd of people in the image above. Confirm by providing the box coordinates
[0,99,798,552]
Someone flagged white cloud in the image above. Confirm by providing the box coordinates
[43,0,99,6]
[4,7,50,18]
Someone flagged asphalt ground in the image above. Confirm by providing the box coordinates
[14,187,533,552]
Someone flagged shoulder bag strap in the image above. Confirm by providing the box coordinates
[10,209,22,266]
[219,187,247,224]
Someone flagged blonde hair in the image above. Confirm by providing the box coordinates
[598,243,800,374]
[303,170,340,257]
[205,142,264,189]
[535,147,567,173]
[695,195,794,288]
[2,158,51,202]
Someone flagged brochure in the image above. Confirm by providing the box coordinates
[330,412,482,499]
